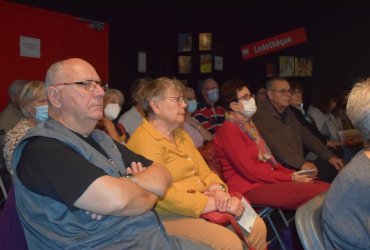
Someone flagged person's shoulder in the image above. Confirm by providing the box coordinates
[25,136,66,152]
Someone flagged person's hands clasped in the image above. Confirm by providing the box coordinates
[226,197,245,218]
[210,189,231,212]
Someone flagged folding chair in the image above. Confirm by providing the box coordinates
[295,192,326,250]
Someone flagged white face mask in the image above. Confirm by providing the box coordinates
[104,103,121,120]
[240,98,257,118]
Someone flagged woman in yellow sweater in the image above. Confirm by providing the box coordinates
[127,77,266,250]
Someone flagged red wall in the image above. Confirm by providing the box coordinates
[0,1,109,110]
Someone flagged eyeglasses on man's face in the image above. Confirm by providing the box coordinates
[54,80,109,92]
[238,93,255,101]
[167,96,187,104]
[270,88,293,95]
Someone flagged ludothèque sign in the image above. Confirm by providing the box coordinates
[240,27,307,60]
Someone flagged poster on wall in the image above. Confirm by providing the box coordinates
[20,36,41,58]
[178,55,192,73]
[138,51,147,73]
[178,33,192,52]
[214,55,223,71]
[199,33,212,51]
[279,56,294,77]
[200,54,212,73]
[294,57,313,77]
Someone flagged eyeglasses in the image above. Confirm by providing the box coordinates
[238,93,255,101]
[167,96,187,104]
[270,88,292,95]
[54,80,109,92]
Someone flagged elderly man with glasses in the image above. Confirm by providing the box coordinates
[253,77,343,183]
[10,58,209,249]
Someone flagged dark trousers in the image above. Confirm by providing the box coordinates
[312,158,338,183]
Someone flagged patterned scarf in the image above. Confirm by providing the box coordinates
[225,111,278,165]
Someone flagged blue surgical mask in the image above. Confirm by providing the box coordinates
[207,89,219,102]
[34,105,49,122]
[187,99,197,113]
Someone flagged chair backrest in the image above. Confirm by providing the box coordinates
[198,140,224,180]
[295,192,326,250]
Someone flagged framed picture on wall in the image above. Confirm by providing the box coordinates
[214,55,223,71]
[200,54,212,73]
[199,33,212,51]
[294,57,313,77]
[178,33,192,52]
[178,55,192,73]
[279,56,294,77]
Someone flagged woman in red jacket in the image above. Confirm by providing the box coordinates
[214,79,329,209]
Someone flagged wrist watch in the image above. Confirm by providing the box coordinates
[123,173,137,182]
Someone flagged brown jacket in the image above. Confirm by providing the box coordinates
[253,100,333,168]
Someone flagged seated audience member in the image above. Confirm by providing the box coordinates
[11,58,207,249]
[4,80,48,176]
[192,78,225,134]
[253,77,343,183]
[0,79,27,133]
[0,80,27,171]
[127,77,267,250]
[308,87,361,162]
[214,79,329,210]
[182,87,213,148]
[118,77,151,136]
[322,79,370,249]
[289,82,339,150]
[255,86,267,104]
[97,88,127,143]
[1,80,46,250]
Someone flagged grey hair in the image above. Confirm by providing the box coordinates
[346,79,370,146]
[103,89,124,106]
[266,77,288,90]
[139,77,185,117]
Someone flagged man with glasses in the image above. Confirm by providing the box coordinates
[253,77,343,183]
[10,58,209,249]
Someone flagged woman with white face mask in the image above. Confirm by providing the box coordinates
[97,88,127,143]
[4,80,47,176]
[214,79,329,210]
[182,87,213,148]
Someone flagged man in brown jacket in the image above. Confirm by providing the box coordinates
[253,77,343,183]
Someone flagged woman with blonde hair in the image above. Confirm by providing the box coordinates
[128,77,267,250]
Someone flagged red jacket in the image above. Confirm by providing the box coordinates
[214,121,293,194]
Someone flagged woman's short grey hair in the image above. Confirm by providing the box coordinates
[103,89,124,106]
[346,79,370,145]
[18,80,45,118]
[139,77,185,117]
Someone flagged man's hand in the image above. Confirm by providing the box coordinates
[328,156,344,170]
[301,162,318,176]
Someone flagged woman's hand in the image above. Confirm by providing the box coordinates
[226,197,245,218]
[126,162,146,174]
[292,173,315,183]
[205,189,230,212]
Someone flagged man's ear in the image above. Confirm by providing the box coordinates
[48,87,61,108]
[266,90,273,100]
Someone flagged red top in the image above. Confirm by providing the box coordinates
[214,121,293,194]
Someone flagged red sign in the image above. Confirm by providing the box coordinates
[240,27,307,60]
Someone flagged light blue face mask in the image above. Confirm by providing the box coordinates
[187,99,198,113]
[207,88,219,102]
[34,104,49,122]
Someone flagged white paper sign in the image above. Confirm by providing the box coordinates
[20,36,41,58]
[138,51,147,73]
[237,198,257,233]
